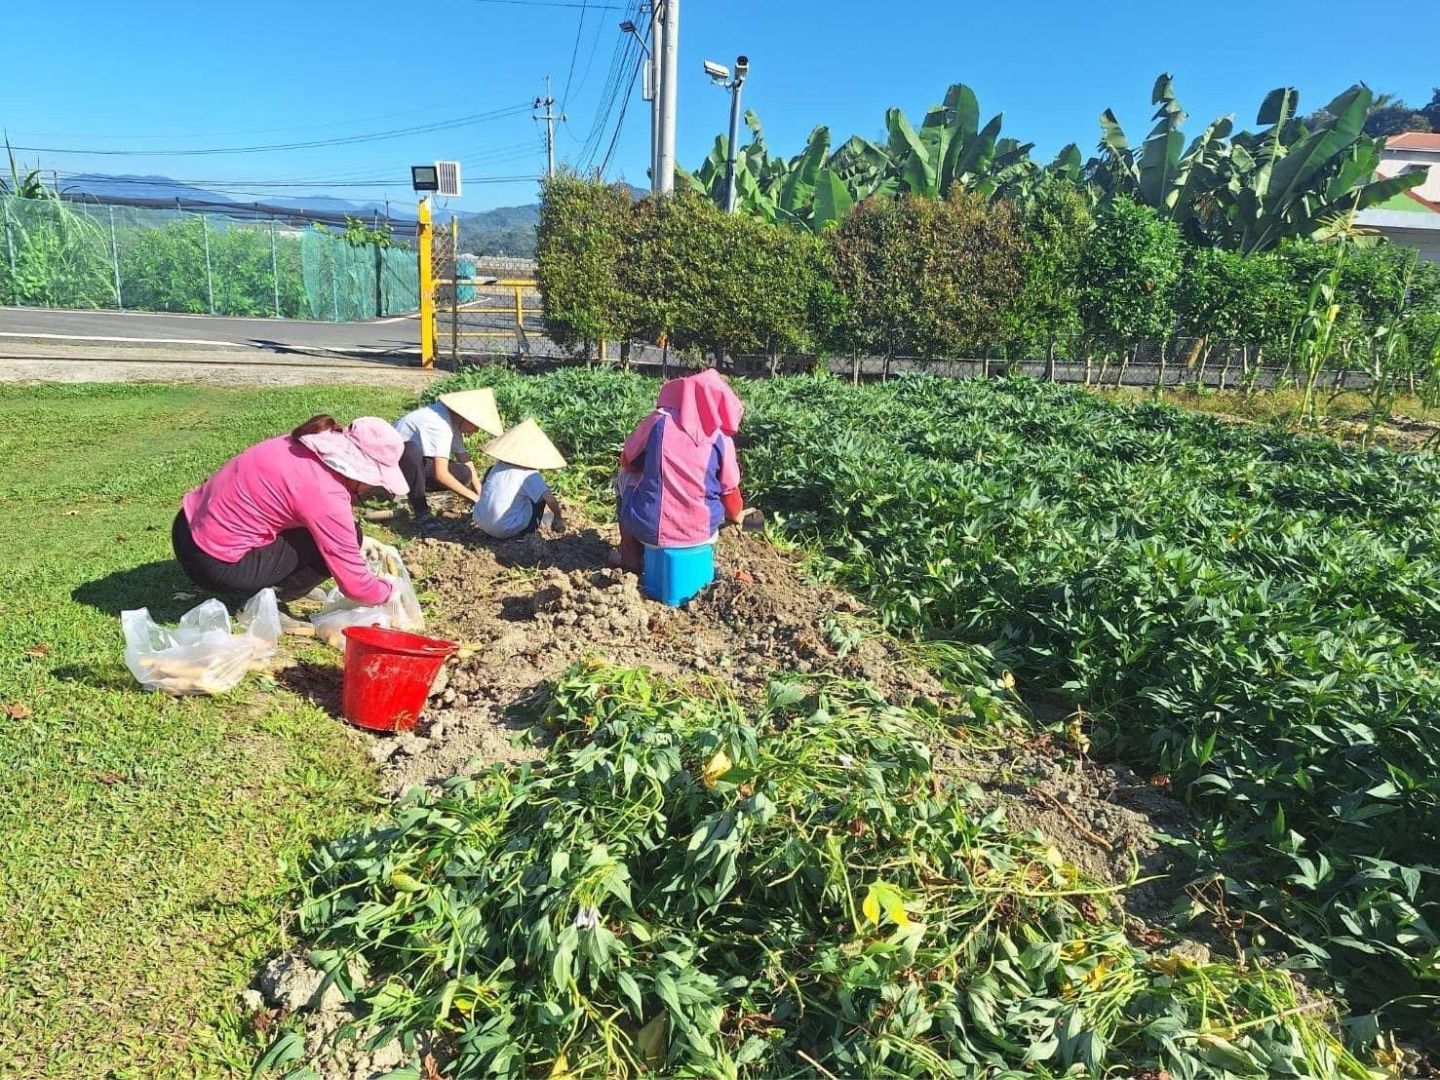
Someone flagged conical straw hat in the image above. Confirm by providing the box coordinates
[483,419,567,470]
[438,389,503,437]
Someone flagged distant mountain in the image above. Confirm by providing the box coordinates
[58,173,239,204]
[51,174,648,258]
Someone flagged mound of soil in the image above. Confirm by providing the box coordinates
[326,515,1188,912]
[369,521,943,795]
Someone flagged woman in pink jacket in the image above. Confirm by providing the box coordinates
[171,415,407,605]
[614,370,747,573]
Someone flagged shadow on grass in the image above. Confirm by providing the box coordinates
[276,660,344,719]
[50,662,137,693]
[71,559,211,621]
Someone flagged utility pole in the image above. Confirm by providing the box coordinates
[656,0,679,194]
[534,76,561,179]
[648,3,662,191]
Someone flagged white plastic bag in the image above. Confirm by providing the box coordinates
[311,541,424,649]
[122,589,282,695]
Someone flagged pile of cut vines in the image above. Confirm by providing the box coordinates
[292,664,1366,1079]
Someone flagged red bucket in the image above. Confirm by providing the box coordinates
[341,626,457,733]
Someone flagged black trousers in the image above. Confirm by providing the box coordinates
[172,510,360,602]
[398,440,475,517]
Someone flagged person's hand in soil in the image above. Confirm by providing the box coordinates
[542,492,566,534]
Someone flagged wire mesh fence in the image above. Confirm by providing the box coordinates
[0,194,419,321]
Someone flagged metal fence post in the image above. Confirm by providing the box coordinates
[418,199,435,367]
[3,202,17,306]
[201,214,215,315]
[450,216,459,367]
[108,205,123,310]
[269,219,281,318]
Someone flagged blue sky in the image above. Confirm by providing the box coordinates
[2,0,1436,213]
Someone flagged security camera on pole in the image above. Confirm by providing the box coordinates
[703,55,749,213]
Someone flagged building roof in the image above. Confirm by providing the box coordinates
[1385,132,1440,152]
[1407,190,1440,213]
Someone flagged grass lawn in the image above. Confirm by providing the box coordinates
[0,382,416,1078]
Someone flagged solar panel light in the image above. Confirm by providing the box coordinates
[411,165,439,192]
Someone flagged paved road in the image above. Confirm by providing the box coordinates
[0,306,421,358]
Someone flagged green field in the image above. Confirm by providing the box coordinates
[435,367,1440,1052]
[2,373,1436,1076]
[0,383,411,1078]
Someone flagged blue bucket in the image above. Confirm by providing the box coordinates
[643,543,716,606]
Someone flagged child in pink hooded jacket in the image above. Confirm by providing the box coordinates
[614,370,747,573]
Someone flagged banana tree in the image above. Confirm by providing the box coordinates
[1217,84,1425,253]
[1095,74,1234,238]
[884,83,1034,199]
[1095,76,1427,253]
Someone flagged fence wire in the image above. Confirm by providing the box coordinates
[0,194,419,322]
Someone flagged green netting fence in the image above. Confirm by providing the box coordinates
[0,193,419,321]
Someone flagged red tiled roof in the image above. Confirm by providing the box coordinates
[1405,189,1440,213]
[1386,132,1440,151]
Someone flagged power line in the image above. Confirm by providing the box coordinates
[475,0,622,8]
[600,31,647,175]
[581,0,648,174]
[559,0,588,110]
[575,3,643,170]
[5,102,481,142]
[10,104,532,156]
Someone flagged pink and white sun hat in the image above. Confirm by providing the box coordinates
[299,417,409,496]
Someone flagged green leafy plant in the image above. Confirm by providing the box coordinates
[291,663,1370,1079]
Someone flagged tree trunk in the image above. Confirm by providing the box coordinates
[1045,338,1056,383]
[1155,339,1168,390]
[1195,341,1214,390]
[1115,345,1135,388]
[620,338,632,372]
[851,350,860,387]
[1084,351,1094,386]
[1217,342,1233,391]
[1097,353,1111,386]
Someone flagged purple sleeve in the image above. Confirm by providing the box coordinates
[302,495,393,605]
[621,412,661,470]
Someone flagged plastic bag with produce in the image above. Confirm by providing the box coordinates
[122,589,281,696]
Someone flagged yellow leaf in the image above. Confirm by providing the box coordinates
[389,870,425,893]
[701,750,733,788]
[548,1051,573,1079]
[1084,957,1110,989]
[861,887,881,925]
[883,895,911,927]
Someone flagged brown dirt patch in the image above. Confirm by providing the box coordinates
[314,510,1188,919]
[363,516,942,795]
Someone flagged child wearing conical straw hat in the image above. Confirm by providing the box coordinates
[472,419,569,540]
[393,389,504,527]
